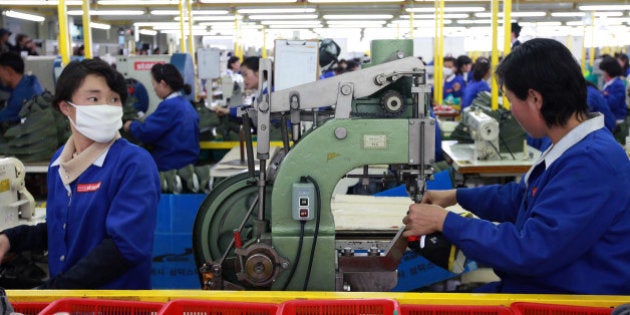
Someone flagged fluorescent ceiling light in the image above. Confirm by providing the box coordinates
[268,24,321,28]
[390,19,451,26]
[326,20,386,25]
[475,11,546,18]
[579,5,630,11]
[197,22,239,27]
[153,25,208,30]
[595,12,623,17]
[323,14,393,19]
[401,13,469,19]
[309,0,402,2]
[0,0,81,4]
[68,10,145,16]
[150,10,229,15]
[138,29,158,36]
[201,0,296,3]
[90,22,111,30]
[407,7,485,13]
[248,14,318,20]
[98,0,179,4]
[457,19,510,24]
[237,8,316,14]
[3,10,45,22]
[260,20,322,25]
[205,24,262,29]
[159,29,209,35]
[566,21,584,26]
[551,12,585,17]
[520,21,562,27]
[174,16,238,21]
[134,22,184,27]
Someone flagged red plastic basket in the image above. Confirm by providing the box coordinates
[277,299,400,315]
[511,302,613,315]
[11,302,49,315]
[38,298,164,315]
[157,299,278,315]
[400,304,513,315]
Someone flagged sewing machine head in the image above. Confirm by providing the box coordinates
[462,107,501,160]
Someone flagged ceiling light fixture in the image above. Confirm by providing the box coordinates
[200,0,296,3]
[248,14,318,20]
[407,7,485,13]
[323,14,393,19]
[237,8,316,14]
[309,0,402,2]
[3,10,45,22]
[90,22,111,30]
[402,13,470,19]
[68,10,145,16]
[138,29,158,36]
[150,10,229,15]
[98,0,179,4]
[0,0,81,4]
[174,16,238,21]
[475,11,546,18]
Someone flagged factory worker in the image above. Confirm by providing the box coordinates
[403,38,630,294]
[0,51,43,124]
[123,63,200,172]
[0,58,161,289]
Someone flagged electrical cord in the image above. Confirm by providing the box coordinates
[303,175,321,291]
[282,220,306,291]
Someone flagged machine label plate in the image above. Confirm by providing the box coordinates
[363,135,387,149]
[134,61,165,71]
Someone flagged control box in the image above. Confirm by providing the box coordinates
[292,182,315,221]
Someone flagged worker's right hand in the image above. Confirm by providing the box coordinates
[421,189,457,208]
[0,234,11,263]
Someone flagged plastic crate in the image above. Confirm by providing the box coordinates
[38,298,164,315]
[511,302,613,315]
[11,302,49,315]
[401,304,513,315]
[277,299,400,315]
[157,299,278,315]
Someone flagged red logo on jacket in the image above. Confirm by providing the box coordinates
[77,182,101,193]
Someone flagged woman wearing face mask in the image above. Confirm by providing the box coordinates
[461,57,491,111]
[0,58,161,289]
[123,63,200,172]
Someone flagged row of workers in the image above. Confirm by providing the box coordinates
[0,38,627,294]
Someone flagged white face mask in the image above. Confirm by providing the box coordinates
[443,67,454,77]
[68,102,123,143]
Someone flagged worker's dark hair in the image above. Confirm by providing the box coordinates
[456,55,472,76]
[511,22,522,37]
[151,63,192,95]
[599,56,623,78]
[15,33,28,45]
[0,51,24,74]
[615,53,629,75]
[443,56,456,65]
[241,56,268,80]
[52,58,128,111]
[227,56,240,71]
[496,38,588,128]
[471,57,490,81]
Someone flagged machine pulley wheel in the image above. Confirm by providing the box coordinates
[192,171,272,287]
[380,90,406,114]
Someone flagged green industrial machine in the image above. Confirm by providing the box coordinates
[193,40,436,291]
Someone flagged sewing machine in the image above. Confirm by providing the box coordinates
[0,157,35,231]
[193,41,435,291]
[461,107,501,161]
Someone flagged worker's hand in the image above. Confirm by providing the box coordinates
[213,106,229,116]
[123,120,133,132]
[0,234,11,263]
[421,189,457,208]
[402,203,448,238]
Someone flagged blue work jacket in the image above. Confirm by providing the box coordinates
[47,138,161,289]
[461,80,491,111]
[130,93,200,171]
[0,75,43,123]
[445,115,630,294]
[602,77,627,122]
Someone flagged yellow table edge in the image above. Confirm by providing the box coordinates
[200,141,287,150]
[7,290,630,307]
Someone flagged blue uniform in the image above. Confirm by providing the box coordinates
[587,85,616,133]
[0,75,43,123]
[602,77,627,122]
[445,115,630,294]
[3,138,161,289]
[461,80,491,111]
[129,93,200,171]
[443,74,466,99]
